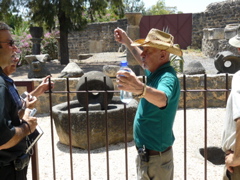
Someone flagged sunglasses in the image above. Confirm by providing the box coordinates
[0,40,15,46]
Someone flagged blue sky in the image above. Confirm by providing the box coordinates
[142,0,221,13]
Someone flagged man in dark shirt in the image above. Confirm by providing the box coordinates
[0,22,38,180]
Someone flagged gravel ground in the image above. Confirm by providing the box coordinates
[182,50,218,74]
[12,51,224,179]
[27,108,226,180]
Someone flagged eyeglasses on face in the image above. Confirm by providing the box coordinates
[0,40,15,47]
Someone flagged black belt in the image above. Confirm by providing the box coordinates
[147,146,172,156]
[136,146,172,156]
[0,161,13,167]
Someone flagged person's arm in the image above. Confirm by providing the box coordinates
[29,75,53,97]
[234,118,240,158]
[0,88,38,149]
[116,69,168,108]
[18,75,51,118]
[114,28,143,66]
[0,123,32,150]
[225,118,240,173]
[0,109,38,150]
[139,84,167,108]
[18,93,38,119]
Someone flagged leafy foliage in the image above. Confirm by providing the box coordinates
[11,21,29,36]
[170,54,184,73]
[124,0,146,14]
[12,0,125,64]
[85,0,146,22]
[12,30,59,65]
[146,0,177,15]
[0,0,16,20]
[41,30,59,60]
[0,0,27,34]
[12,32,32,65]
[90,10,119,22]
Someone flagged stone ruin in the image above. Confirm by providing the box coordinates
[202,24,240,73]
[52,71,138,150]
[25,54,51,78]
[202,24,239,58]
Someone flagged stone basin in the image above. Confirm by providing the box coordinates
[52,97,138,150]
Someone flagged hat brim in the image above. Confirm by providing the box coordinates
[229,35,240,48]
[131,39,183,56]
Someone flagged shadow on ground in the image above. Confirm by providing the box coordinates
[199,146,225,165]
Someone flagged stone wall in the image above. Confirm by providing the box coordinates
[16,74,232,114]
[178,74,232,108]
[201,25,240,58]
[66,1,240,58]
[68,19,127,59]
[192,1,240,50]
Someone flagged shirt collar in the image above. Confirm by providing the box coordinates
[150,62,171,75]
[157,62,171,71]
[0,67,14,84]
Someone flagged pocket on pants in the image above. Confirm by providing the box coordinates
[161,159,173,170]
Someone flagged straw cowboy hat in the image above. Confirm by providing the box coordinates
[131,28,183,56]
[229,32,240,48]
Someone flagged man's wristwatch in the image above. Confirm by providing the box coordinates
[137,84,147,98]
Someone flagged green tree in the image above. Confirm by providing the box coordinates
[0,1,30,37]
[15,0,124,65]
[0,0,18,23]
[0,0,11,20]
[146,0,177,15]
[124,0,146,14]
[91,8,120,22]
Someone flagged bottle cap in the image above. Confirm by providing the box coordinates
[120,60,128,67]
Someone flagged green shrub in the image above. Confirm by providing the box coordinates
[13,30,59,65]
[170,44,184,73]
[13,32,32,65]
[41,31,59,60]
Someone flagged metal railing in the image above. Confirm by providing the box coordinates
[17,74,231,180]
[181,74,229,179]
[15,81,40,180]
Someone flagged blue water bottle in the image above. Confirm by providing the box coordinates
[119,61,133,104]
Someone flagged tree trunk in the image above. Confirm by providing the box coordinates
[59,12,70,65]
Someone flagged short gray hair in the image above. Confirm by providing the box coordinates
[0,22,11,31]
[0,22,11,48]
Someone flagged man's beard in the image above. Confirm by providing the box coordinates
[141,62,148,70]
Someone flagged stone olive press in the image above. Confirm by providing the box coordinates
[52,71,138,150]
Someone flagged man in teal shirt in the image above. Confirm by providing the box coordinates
[114,28,181,180]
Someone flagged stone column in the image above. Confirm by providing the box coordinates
[29,26,43,55]
[125,13,143,75]
[30,38,42,55]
